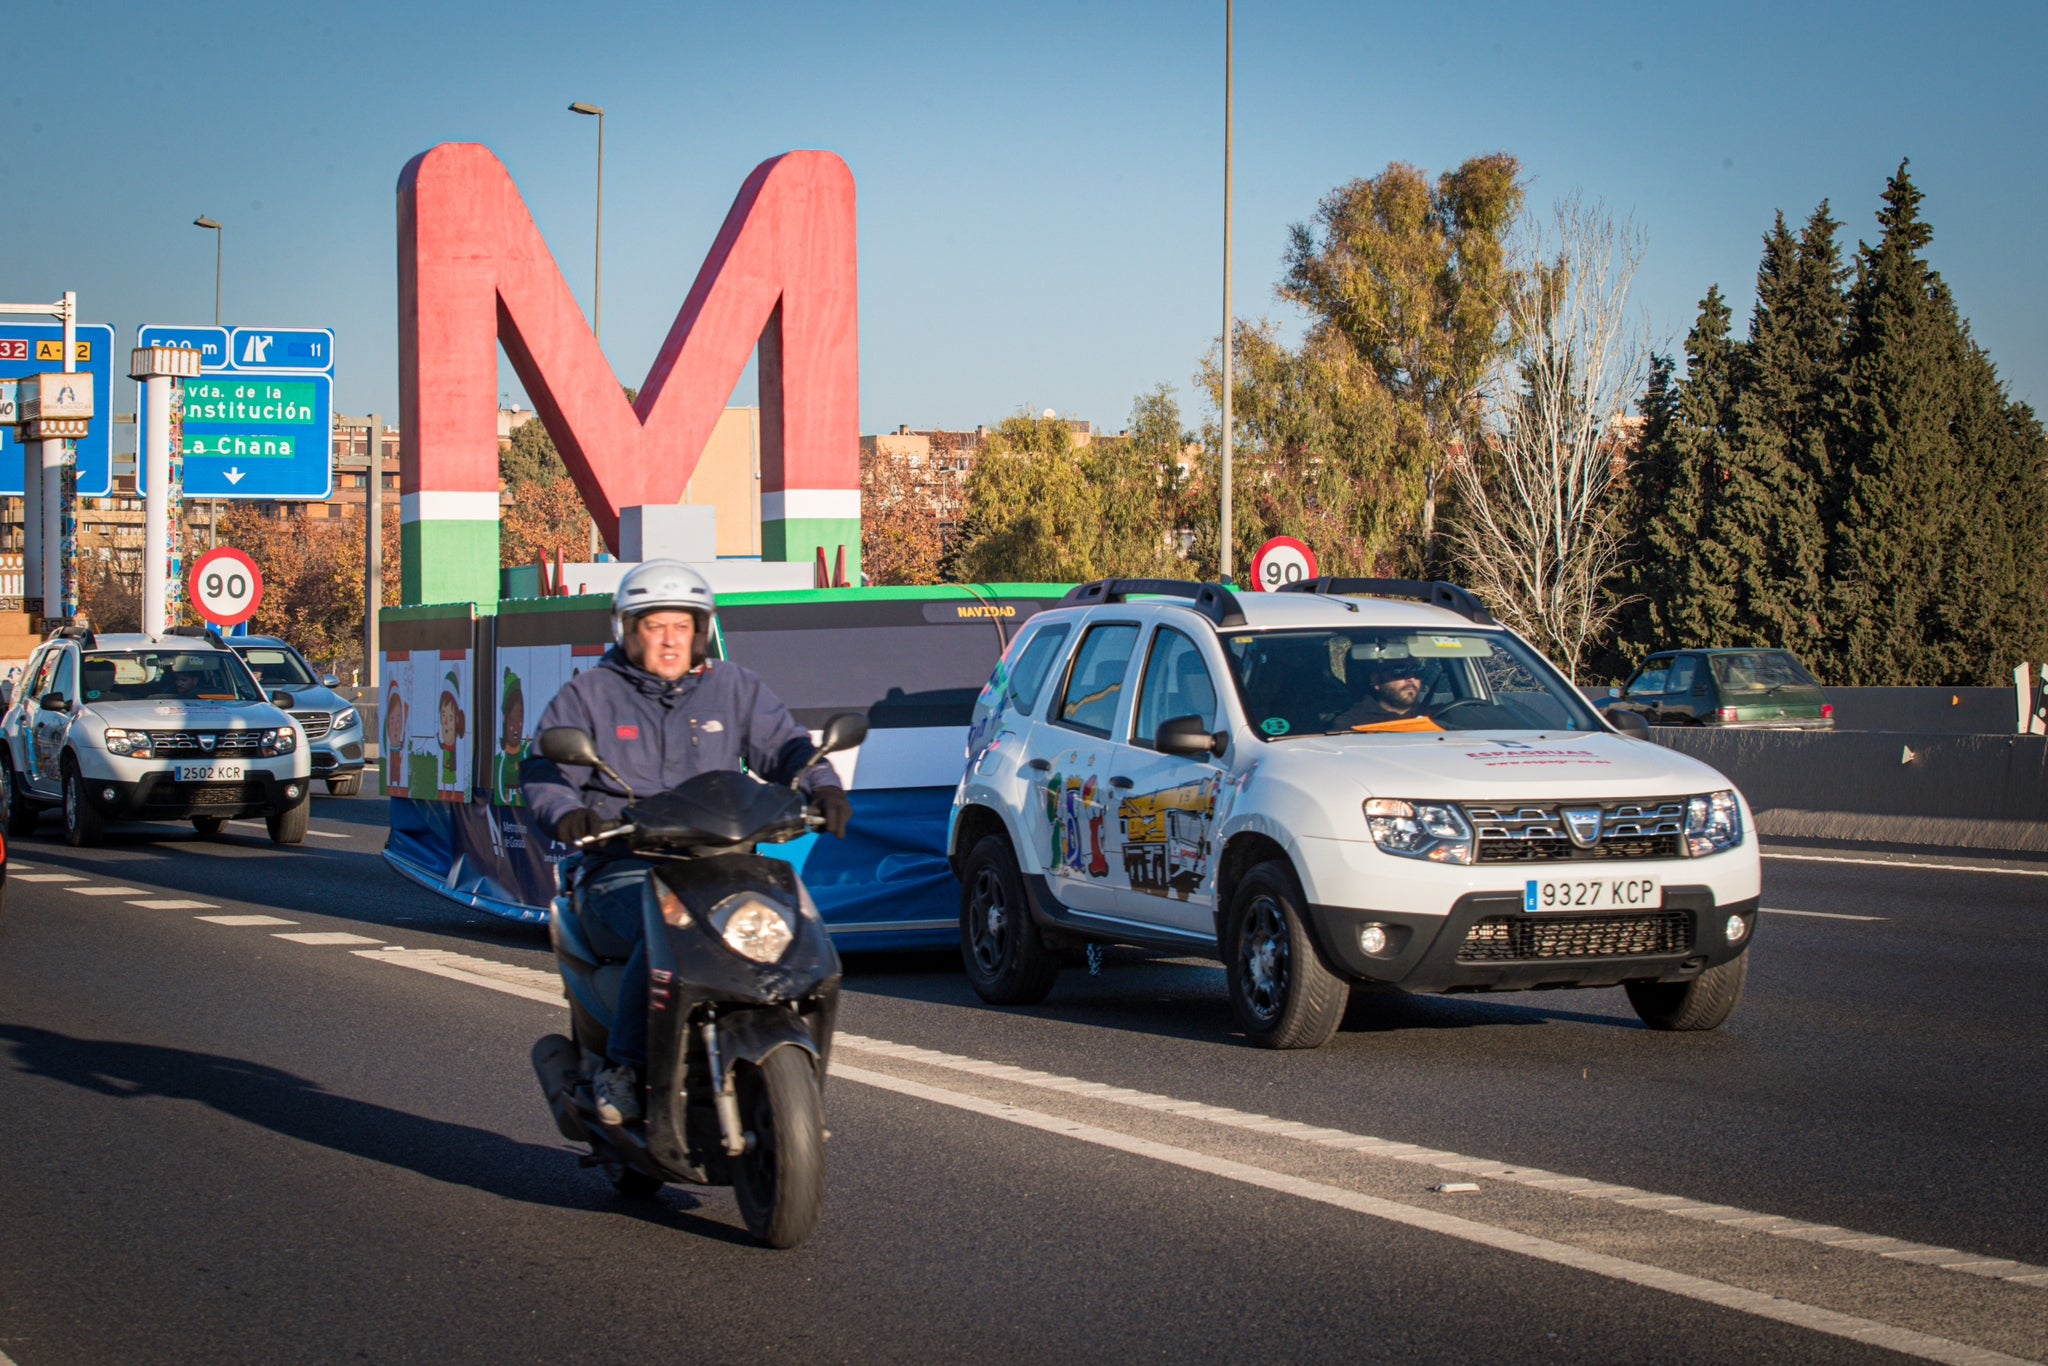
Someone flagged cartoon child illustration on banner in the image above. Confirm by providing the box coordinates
[438,667,467,794]
[494,666,525,805]
[382,667,409,795]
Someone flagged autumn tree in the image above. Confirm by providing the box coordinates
[211,506,400,678]
[859,444,951,586]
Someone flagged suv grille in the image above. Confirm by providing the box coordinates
[292,711,332,740]
[147,730,263,756]
[1464,800,1686,863]
[1458,913,1692,962]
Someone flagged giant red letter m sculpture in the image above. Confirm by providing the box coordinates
[397,144,860,604]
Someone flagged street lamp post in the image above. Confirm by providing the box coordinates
[194,215,223,550]
[1219,1,1235,584]
[568,103,604,346]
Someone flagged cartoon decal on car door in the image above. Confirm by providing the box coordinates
[1118,773,1220,900]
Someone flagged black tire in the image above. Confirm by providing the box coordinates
[0,757,37,837]
[731,1046,826,1249]
[1225,861,1348,1050]
[191,815,227,838]
[325,774,362,797]
[959,833,1060,1006]
[61,761,105,849]
[604,1162,663,1199]
[266,800,310,846]
[1626,952,1747,1031]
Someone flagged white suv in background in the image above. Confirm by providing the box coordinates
[0,626,313,847]
[949,579,1761,1048]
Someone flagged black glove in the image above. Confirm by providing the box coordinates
[554,807,606,845]
[811,787,852,839]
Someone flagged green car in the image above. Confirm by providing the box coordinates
[1600,649,1834,729]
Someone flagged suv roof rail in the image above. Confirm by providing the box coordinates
[1277,577,1496,625]
[166,624,228,648]
[1061,578,1248,628]
[46,623,97,647]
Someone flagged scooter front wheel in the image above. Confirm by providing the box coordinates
[731,1047,825,1249]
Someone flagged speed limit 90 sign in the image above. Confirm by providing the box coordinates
[1249,536,1318,592]
[187,546,264,627]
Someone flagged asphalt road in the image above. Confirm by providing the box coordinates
[1,796,2044,1364]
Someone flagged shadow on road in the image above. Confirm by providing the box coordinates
[0,1022,757,1245]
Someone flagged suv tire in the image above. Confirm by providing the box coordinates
[959,834,1059,1006]
[62,760,106,848]
[266,800,310,846]
[0,756,38,837]
[1225,861,1347,1049]
[1625,952,1747,1031]
[326,774,362,797]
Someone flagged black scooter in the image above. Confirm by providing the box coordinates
[529,714,865,1249]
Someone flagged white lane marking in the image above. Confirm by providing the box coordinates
[14,872,84,882]
[835,1033,2048,1291]
[272,931,384,946]
[1765,851,2048,879]
[352,948,563,1005]
[64,886,149,897]
[128,899,220,910]
[226,820,349,840]
[836,1064,2037,1366]
[1761,907,1887,922]
[197,914,298,927]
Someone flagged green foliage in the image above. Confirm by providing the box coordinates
[501,417,566,486]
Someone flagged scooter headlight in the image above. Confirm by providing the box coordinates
[710,892,796,963]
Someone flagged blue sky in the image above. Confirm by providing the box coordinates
[4,0,2042,436]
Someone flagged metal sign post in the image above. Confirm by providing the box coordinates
[130,346,204,636]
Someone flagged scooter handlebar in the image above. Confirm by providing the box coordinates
[572,822,636,850]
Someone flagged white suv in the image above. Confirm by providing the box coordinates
[0,627,314,847]
[949,579,1761,1048]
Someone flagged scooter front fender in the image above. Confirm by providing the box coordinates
[716,1009,822,1081]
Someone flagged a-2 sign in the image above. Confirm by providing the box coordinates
[1249,536,1318,592]
[188,546,264,628]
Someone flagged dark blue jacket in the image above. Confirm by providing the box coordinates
[520,646,842,838]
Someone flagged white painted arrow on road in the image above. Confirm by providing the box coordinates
[222,467,245,485]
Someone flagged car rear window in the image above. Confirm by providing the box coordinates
[1709,651,1820,692]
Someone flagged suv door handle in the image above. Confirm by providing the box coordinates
[1110,775,1134,789]
[1023,758,1051,772]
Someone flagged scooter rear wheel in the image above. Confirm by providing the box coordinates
[731,1047,825,1249]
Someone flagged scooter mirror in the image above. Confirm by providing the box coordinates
[818,712,869,756]
[538,726,604,768]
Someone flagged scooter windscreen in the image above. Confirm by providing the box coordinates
[623,769,810,851]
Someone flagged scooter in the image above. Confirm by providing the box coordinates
[529,713,865,1249]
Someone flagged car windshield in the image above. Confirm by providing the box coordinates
[235,646,317,687]
[79,651,266,704]
[1709,651,1819,692]
[1222,628,1601,739]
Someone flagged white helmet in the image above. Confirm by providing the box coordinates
[611,559,715,647]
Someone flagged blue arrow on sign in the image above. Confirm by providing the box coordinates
[137,370,334,500]
[227,326,334,373]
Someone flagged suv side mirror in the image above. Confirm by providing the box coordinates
[1155,714,1226,759]
[270,691,297,709]
[1608,708,1650,737]
[321,674,341,688]
[39,692,68,713]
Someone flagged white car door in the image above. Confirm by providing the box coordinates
[27,646,75,797]
[1029,618,1143,914]
[1107,622,1229,939]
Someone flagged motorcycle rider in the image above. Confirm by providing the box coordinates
[521,560,852,1126]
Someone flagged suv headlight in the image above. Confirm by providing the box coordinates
[1685,790,1743,856]
[259,727,298,757]
[709,891,796,962]
[332,707,360,732]
[105,728,152,757]
[1364,798,1474,864]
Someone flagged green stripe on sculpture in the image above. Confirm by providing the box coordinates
[763,517,862,583]
[403,518,500,606]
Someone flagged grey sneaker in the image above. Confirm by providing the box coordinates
[593,1066,642,1126]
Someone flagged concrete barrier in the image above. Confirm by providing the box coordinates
[1649,728,2048,854]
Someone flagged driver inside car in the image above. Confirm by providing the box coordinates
[1332,655,1443,733]
[521,560,852,1127]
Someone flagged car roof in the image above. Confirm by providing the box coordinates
[78,633,233,652]
[230,637,294,649]
[1037,591,1492,634]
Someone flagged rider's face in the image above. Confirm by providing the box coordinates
[1373,669,1423,711]
[627,610,697,682]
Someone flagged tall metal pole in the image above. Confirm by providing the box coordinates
[594,111,604,347]
[196,216,224,549]
[1219,0,1235,584]
[363,414,382,689]
[40,291,75,621]
[141,374,172,635]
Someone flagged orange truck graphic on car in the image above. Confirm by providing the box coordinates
[1118,775,1220,900]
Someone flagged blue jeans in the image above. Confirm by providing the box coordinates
[580,858,654,1071]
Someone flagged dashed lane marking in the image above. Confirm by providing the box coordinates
[835,1033,2048,1292]
[352,947,563,1005]
[272,931,383,946]
[1765,851,2048,879]
[128,899,220,911]
[64,886,149,897]
[196,915,298,927]
[14,873,84,882]
[226,820,351,840]
[837,1064,2038,1366]
[1762,907,1887,922]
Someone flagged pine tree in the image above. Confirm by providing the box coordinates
[1659,288,1742,647]
[1600,353,1679,674]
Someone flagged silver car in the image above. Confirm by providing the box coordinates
[230,636,369,795]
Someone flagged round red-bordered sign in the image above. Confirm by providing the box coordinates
[187,546,265,627]
[1249,535,1318,593]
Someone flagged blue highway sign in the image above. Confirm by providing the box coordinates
[0,322,116,498]
[137,324,230,371]
[228,326,334,373]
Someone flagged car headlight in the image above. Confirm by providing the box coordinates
[332,707,360,732]
[105,727,152,757]
[259,727,298,757]
[1364,798,1474,864]
[709,891,796,962]
[1685,790,1743,856]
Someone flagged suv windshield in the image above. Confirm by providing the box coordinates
[1709,651,1819,693]
[79,651,266,704]
[235,646,317,688]
[1223,628,1600,738]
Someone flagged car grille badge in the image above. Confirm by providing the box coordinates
[198,734,216,753]
[1562,807,1604,848]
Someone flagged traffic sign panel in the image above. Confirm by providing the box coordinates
[137,324,230,371]
[1249,535,1318,592]
[0,322,115,497]
[228,326,334,373]
[136,368,333,500]
[188,546,264,627]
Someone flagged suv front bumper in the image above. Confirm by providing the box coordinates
[81,770,312,821]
